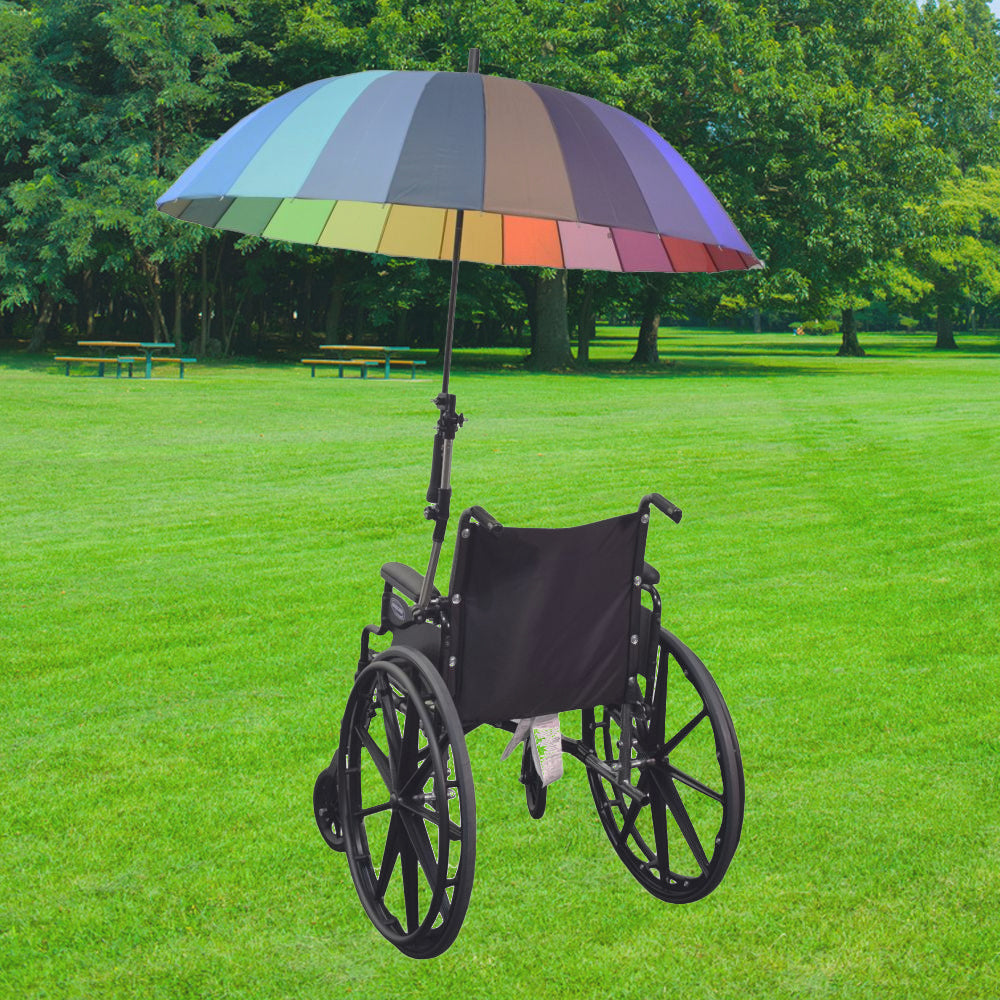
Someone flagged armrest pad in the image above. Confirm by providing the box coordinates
[380,562,440,602]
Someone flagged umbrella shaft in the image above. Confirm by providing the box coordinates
[440,209,464,396]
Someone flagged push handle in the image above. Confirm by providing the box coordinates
[470,505,503,534]
[641,493,682,524]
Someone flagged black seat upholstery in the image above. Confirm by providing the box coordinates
[445,512,646,725]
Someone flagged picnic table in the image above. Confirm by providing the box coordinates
[78,341,175,379]
[308,344,427,379]
[56,341,196,379]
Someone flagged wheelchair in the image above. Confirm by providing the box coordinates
[313,456,745,957]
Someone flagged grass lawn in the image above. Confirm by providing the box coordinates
[2,330,998,998]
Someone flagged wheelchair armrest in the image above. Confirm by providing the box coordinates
[381,562,440,602]
[642,561,660,586]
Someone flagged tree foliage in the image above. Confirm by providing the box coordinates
[1,0,998,361]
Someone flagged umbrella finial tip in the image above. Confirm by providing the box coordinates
[467,48,480,73]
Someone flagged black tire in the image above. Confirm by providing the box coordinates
[584,628,744,903]
[338,647,476,958]
[520,743,547,820]
[313,758,345,851]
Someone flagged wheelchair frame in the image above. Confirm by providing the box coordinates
[314,494,745,958]
[312,260,743,954]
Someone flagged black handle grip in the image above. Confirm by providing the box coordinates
[470,505,503,534]
[642,493,682,524]
[426,432,443,503]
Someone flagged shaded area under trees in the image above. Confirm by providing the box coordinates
[2,0,999,365]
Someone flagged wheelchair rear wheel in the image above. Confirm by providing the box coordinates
[584,628,744,903]
[338,647,476,958]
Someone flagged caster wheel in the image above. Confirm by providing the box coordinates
[314,759,345,851]
[520,743,547,820]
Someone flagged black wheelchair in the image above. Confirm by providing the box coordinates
[313,412,745,958]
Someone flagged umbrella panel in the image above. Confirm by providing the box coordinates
[161,195,757,273]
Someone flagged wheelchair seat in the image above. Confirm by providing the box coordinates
[445,510,646,725]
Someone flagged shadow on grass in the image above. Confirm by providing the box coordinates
[446,349,838,379]
[0,351,53,372]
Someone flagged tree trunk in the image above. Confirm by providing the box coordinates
[529,270,574,369]
[576,286,595,365]
[141,263,170,342]
[837,307,865,356]
[509,269,538,357]
[172,264,184,352]
[752,307,762,334]
[631,285,661,364]
[935,300,958,350]
[26,290,55,352]
[199,243,210,356]
[325,272,346,340]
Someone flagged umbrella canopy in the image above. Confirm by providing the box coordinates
[156,69,760,273]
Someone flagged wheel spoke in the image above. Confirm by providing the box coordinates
[651,768,710,875]
[619,796,643,842]
[376,812,403,898]
[400,809,452,920]
[668,764,724,803]
[358,800,393,818]
[399,695,421,781]
[376,676,402,778]
[649,651,669,746]
[649,796,670,884]
[403,730,449,796]
[400,831,420,932]
[358,726,392,789]
[399,798,463,841]
[662,708,708,757]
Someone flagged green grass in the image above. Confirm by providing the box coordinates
[2,331,999,999]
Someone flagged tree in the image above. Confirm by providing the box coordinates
[888,0,1000,346]
[905,167,1000,347]
[0,0,239,350]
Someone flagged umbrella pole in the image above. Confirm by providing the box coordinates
[418,213,464,608]
[417,50,479,608]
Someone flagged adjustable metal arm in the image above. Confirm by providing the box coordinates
[418,392,463,607]
[417,48,480,609]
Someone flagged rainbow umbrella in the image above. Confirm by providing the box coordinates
[157,67,760,274]
[157,51,760,597]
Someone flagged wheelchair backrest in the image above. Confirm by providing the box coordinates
[444,510,649,725]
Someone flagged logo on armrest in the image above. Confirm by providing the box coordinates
[388,593,413,626]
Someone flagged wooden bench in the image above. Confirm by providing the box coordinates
[116,356,146,378]
[387,359,428,379]
[317,344,428,379]
[55,356,120,377]
[56,355,197,378]
[146,357,198,378]
[301,358,378,378]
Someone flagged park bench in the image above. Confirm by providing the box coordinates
[301,358,379,378]
[315,344,426,379]
[55,356,122,377]
[144,357,198,378]
[386,359,427,379]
